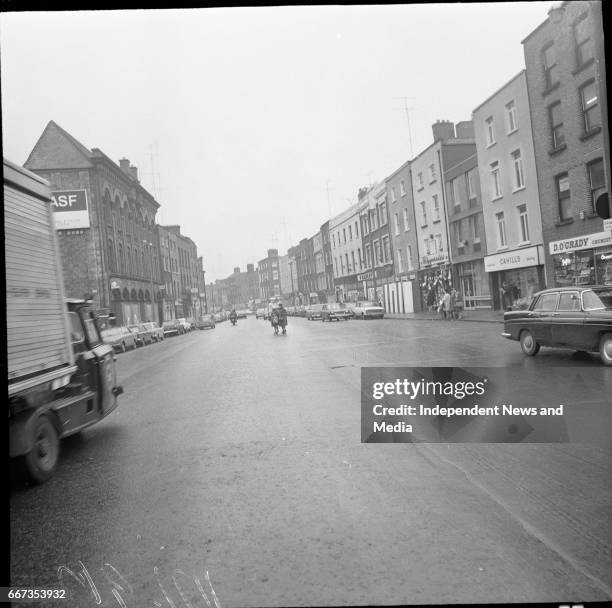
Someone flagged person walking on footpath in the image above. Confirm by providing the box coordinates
[449,287,457,320]
[442,289,452,320]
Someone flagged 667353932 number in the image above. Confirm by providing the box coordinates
[1,588,68,601]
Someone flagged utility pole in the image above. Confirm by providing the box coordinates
[393,96,416,158]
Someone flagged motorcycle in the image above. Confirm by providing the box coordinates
[230,316,237,326]
[271,313,287,335]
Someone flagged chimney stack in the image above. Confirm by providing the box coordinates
[119,158,131,173]
[247,263,254,273]
[234,267,240,274]
[129,166,139,182]
[455,120,475,139]
[432,120,455,142]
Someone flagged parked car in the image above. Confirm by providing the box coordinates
[177,318,191,333]
[162,320,181,337]
[236,309,248,319]
[256,308,266,319]
[144,321,164,342]
[197,314,216,330]
[128,323,154,346]
[502,286,612,366]
[295,305,307,317]
[101,326,137,352]
[352,301,385,319]
[306,304,325,320]
[321,303,352,322]
[186,318,197,330]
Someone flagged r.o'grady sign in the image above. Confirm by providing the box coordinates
[51,190,90,230]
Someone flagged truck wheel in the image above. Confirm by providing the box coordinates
[21,414,59,484]
[600,333,612,366]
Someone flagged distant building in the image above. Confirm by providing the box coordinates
[522,0,611,288]
[24,120,163,325]
[410,120,476,310]
[329,196,367,302]
[258,249,281,301]
[386,160,420,313]
[320,220,335,300]
[473,70,544,310]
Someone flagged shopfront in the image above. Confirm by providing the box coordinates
[549,231,612,288]
[417,253,451,311]
[453,259,492,309]
[335,273,363,303]
[484,245,545,310]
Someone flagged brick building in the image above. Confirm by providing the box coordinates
[24,121,163,325]
[522,1,611,288]
[386,161,420,313]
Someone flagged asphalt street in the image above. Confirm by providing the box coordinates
[10,316,612,607]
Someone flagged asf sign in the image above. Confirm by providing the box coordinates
[51,190,90,229]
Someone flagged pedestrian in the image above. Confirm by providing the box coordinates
[442,290,452,320]
[427,288,436,312]
[449,287,457,320]
[500,281,513,311]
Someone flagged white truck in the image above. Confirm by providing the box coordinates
[5,158,123,483]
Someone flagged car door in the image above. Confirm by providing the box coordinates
[551,291,584,349]
[530,292,559,345]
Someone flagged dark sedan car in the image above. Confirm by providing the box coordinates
[321,303,352,322]
[502,286,612,366]
[197,314,216,330]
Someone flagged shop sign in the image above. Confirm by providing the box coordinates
[419,252,449,267]
[484,245,542,272]
[604,219,612,233]
[601,251,612,261]
[549,231,612,254]
[374,264,394,279]
[51,190,90,229]
[358,271,373,282]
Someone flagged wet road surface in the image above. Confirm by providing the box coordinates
[10,316,612,606]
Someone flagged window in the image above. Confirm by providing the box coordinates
[396,248,404,273]
[374,240,382,265]
[558,291,581,312]
[588,159,605,214]
[580,80,600,133]
[332,233,336,248]
[391,187,397,202]
[403,208,410,231]
[340,257,345,275]
[394,213,400,236]
[351,251,356,272]
[490,161,502,198]
[355,221,359,238]
[428,163,436,182]
[496,211,507,248]
[455,219,464,246]
[345,253,350,273]
[425,238,431,255]
[348,225,352,240]
[471,215,480,243]
[417,172,424,189]
[357,247,363,269]
[548,102,565,149]
[574,13,594,67]
[379,201,388,225]
[556,173,571,221]
[382,236,391,263]
[420,201,428,226]
[506,100,518,133]
[485,117,495,146]
[543,43,558,89]
[434,234,442,253]
[343,228,347,244]
[533,293,558,311]
[400,180,406,196]
[451,177,461,210]
[407,245,413,270]
[334,258,338,276]
[362,216,369,235]
[517,204,530,242]
[365,243,372,268]
[512,149,525,190]
[370,209,378,230]
[433,195,441,222]
[467,168,477,200]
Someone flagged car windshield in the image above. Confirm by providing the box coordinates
[584,289,612,310]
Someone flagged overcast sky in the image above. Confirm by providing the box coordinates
[1,3,555,281]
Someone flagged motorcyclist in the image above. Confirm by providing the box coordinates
[229,308,237,325]
[276,303,288,334]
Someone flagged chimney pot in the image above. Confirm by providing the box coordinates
[119,158,130,173]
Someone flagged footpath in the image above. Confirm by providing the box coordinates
[384,309,504,324]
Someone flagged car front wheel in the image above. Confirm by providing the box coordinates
[599,333,612,366]
[520,330,540,356]
[21,414,59,484]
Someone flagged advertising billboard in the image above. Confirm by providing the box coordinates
[51,190,90,229]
